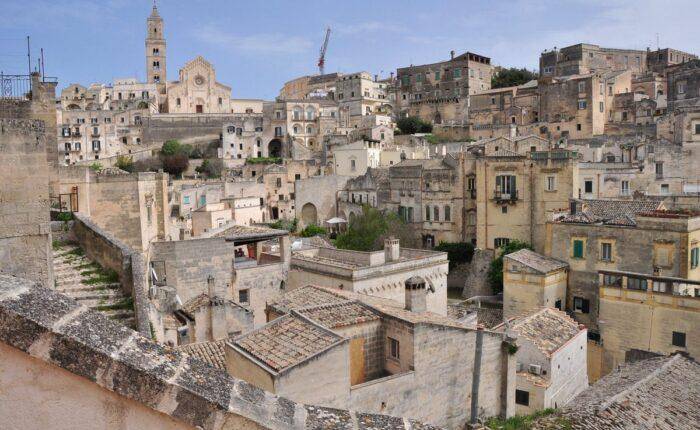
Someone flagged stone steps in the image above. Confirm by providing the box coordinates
[52,243,135,330]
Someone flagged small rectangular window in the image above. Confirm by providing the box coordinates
[672,331,686,347]
[601,242,612,262]
[627,277,648,291]
[584,180,593,194]
[515,389,530,406]
[389,337,400,359]
[545,176,555,191]
[578,100,587,110]
[572,239,585,258]
[238,289,249,304]
[573,296,590,313]
[691,248,699,269]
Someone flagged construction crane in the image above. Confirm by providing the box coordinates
[317,27,331,75]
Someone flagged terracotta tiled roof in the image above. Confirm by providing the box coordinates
[558,199,663,226]
[232,314,342,373]
[269,285,349,314]
[505,249,568,274]
[551,354,700,429]
[502,308,582,356]
[298,302,380,328]
[177,340,227,370]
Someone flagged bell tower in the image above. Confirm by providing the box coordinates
[145,1,166,92]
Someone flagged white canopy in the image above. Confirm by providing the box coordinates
[325,217,347,224]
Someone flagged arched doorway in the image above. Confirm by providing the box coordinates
[268,139,282,158]
[301,203,318,225]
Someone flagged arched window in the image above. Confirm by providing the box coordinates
[293,125,299,134]
[433,206,440,221]
[293,106,302,120]
[306,126,313,134]
[305,106,315,120]
[425,205,431,221]
[444,205,451,221]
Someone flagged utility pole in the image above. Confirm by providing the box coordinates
[26,36,31,76]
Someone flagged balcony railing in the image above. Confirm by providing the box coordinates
[0,74,31,100]
[492,189,518,203]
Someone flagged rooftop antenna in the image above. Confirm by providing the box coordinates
[656,33,660,50]
[317,26,331,75]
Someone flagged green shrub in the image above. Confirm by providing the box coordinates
[115,155,135,173]
[269,218,298,233]
[300,224,326,237]
[247,157,282,165]
[396,116,433,134]
[56,212,73,222]
[335,205,418,251]
[434,242,474,268]
[195,158,223,178]
[89,162,103,172]
[484,408,565,430]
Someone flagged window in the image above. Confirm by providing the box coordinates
[494,238,510,248]
[183,196,190,205]
[601,242,612,262]
[655,162,664,177]
[660,184,670,194]
[199,195,206,206]
[350,159,356,171]
[295,173,301,180]
[389,337,400,359]
[176,98,181,107]
[453,68,461,78]
[515,390,530,406]
[621,181,630,196]
[578,81,585,93]
[92,140,101,152]
[573,297,590,313]
[677,82,686,94]
[238,289,249,304]
[578,100,587,110]
[627,277,648,291]
[672,331,686,348]
[584,180,593,194]
[218,97,223,105]
[577,123,582,131]
[572,239,585,258]
[496,175,516,196]
[425,205,431,221]
[691,247,699,269]
[599,101,604,113]
[434,71,440,80]
[275,178,282,188]
[603,274,622,286]
[695,123,700,135]
[501,206,508,214]
[545,176,556,191]
[433,206,439,221]
[444,205,451,221]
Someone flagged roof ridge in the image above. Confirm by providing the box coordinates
[596,354,683,413]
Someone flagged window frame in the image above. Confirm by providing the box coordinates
[388,337,400,360]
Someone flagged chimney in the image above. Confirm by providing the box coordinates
[404,277,427,313]
[374,74,378,82]
[390,71,394,80]
[384,237,400,262]
[450,50,455,60]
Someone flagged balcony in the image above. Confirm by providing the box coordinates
[72,131,81,137]
[492,189,518,203]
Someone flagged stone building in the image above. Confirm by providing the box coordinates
[294,174,351,227]
[545,203,699,334]
[336,72,393,127]
[289,239,448,315]
[227,284,516,428]
[337,168,391,221]
[145,3,167,92]
[165,56,233,114]
[468,80,540,140]
[278,72,340,100]
[667,59,700,145]
[502,249,569,319]
[331,139,382,177]
[539,43,647,77]
[191,203,233,237]
[495,308,588,414]
[474,137,578,253]
[0,274,439,430]
[596,270,699,376]
[221,114,267,162]
[150,224,290,334]
[396,51,494,124]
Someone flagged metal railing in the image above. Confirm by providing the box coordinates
[492,189,519,202]
[0,73,31,99]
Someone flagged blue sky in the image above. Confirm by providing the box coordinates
[1,0,698,99]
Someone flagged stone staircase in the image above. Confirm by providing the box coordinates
[52,243,135,329]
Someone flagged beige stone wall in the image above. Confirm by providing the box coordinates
[503,264,567,319]
[226,347,275,393]
[0,118,53,288]
[0,342,194,430]
[599,286,700,372]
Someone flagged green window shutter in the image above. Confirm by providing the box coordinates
[573,240,584,258]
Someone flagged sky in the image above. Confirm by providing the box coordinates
[1,0,698,100]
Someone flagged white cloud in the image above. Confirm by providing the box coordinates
[195,26,313,55]
[333,21,406,35]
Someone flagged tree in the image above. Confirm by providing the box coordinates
[396,116,433,134]
[161,139,183,156]
[161,153,189,178]
[491,67,538,89]
[434,242,475,269]
[300,224,326,237]
[195,159,223,178]
[335,205,418,251]
[133,157,162,173]
[487,240,532,294]
[115,155,134,173]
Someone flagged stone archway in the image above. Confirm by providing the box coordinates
[301,203,318,226]
[268,139,282,158]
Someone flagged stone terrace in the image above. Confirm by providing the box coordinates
[0,274,440,430]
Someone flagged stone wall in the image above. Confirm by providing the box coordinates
[0,118,53,288]
[294,175,350,228]
[462,248,495,298]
